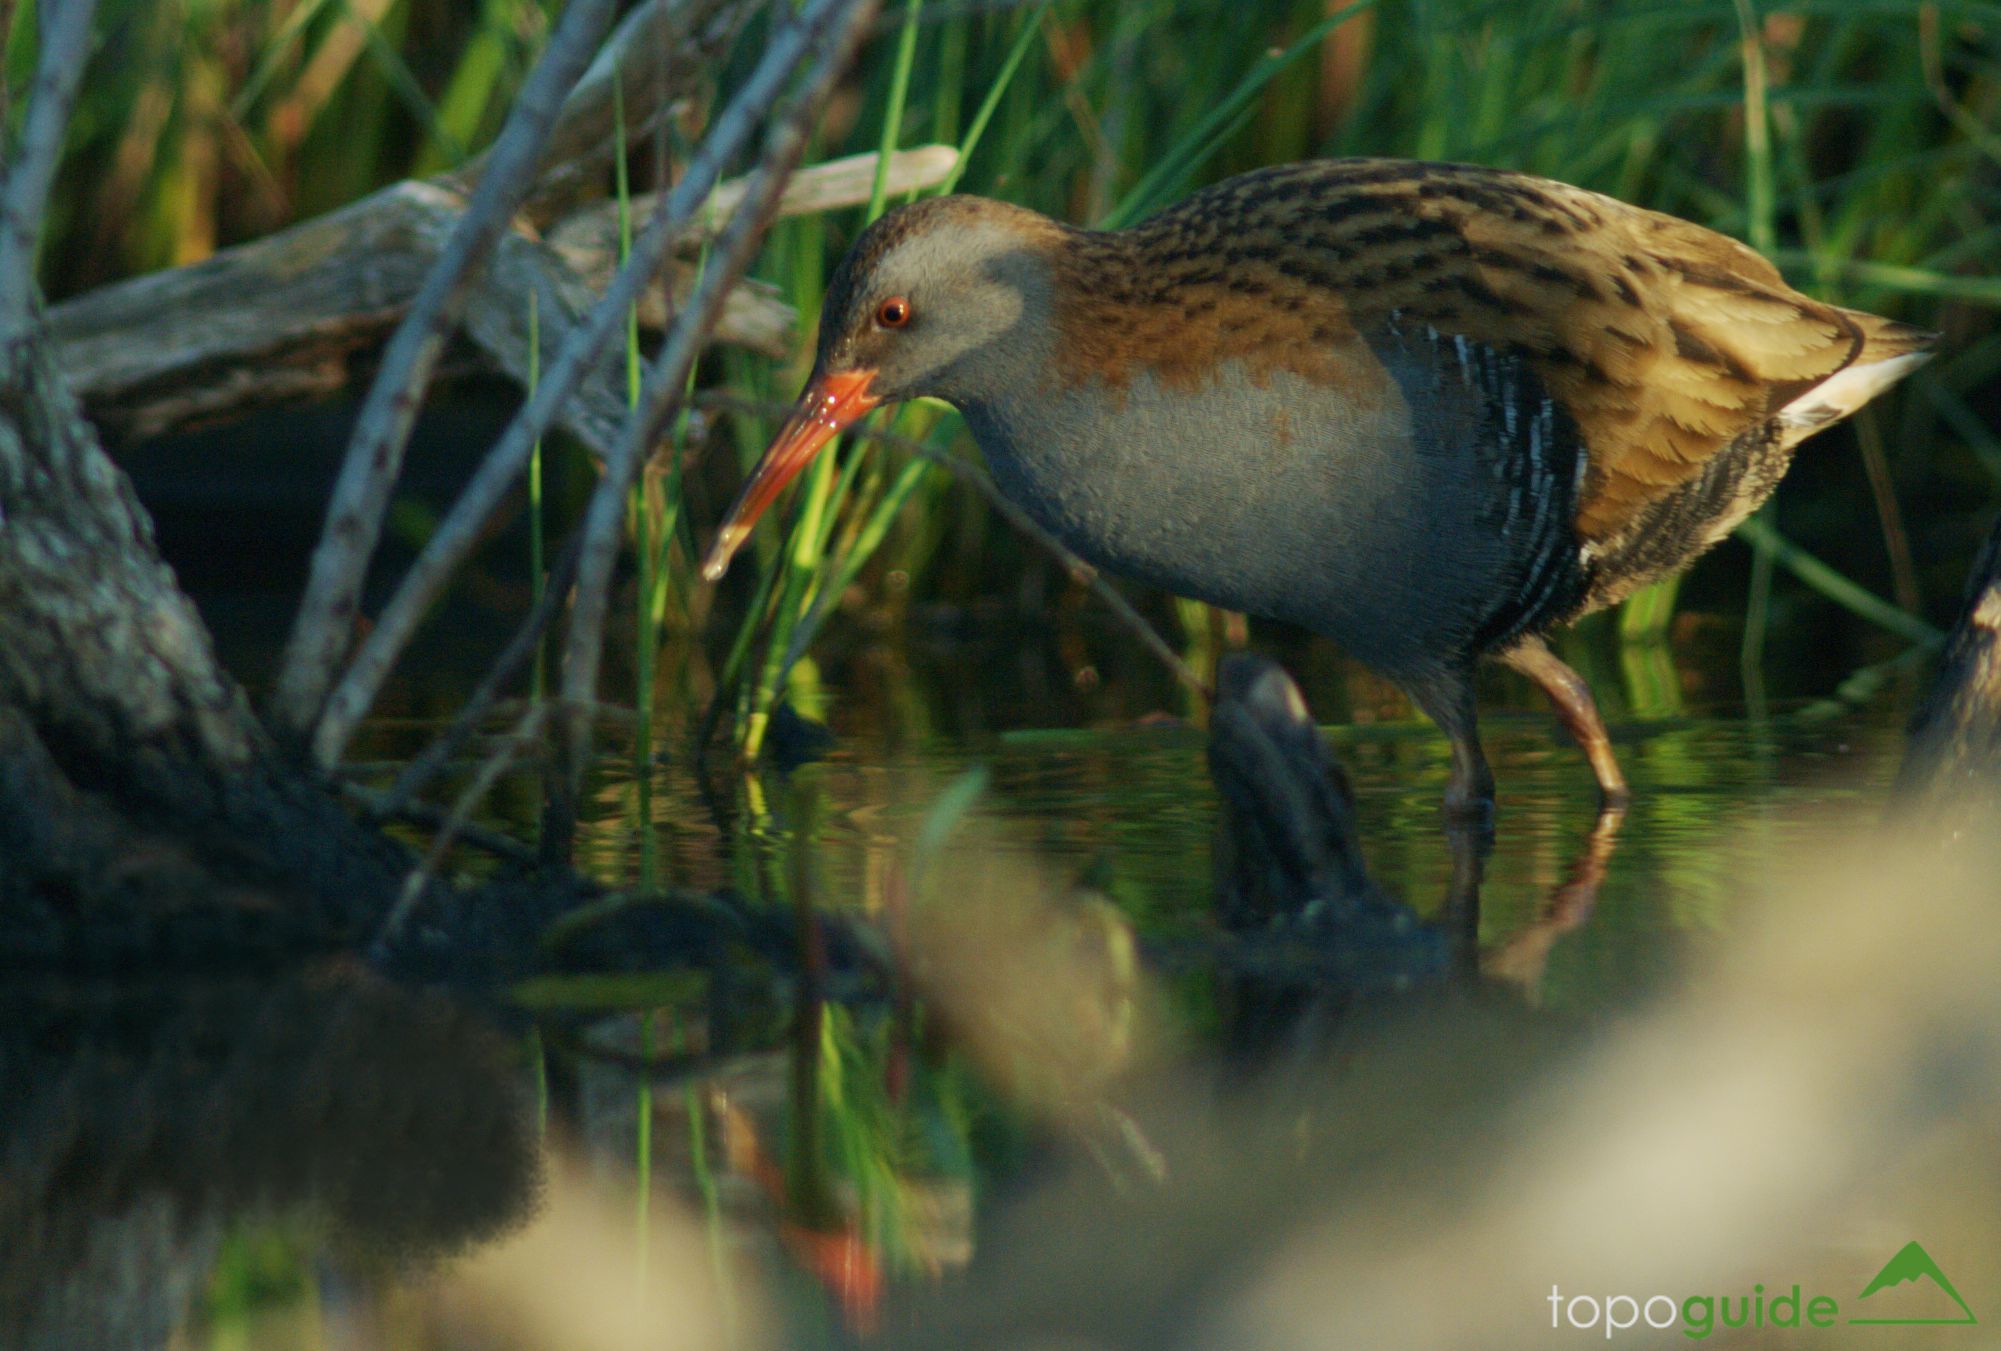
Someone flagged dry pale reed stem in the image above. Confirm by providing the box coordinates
[0,0,100,341]
[270,0,616,740]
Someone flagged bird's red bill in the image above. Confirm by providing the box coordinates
[701,368,880,582]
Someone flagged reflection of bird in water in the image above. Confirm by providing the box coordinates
[707,159,1933,816]
[1205,653,1625,1018]
[715,1088,883,1336]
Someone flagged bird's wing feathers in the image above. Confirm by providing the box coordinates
[1097,160,1930,543]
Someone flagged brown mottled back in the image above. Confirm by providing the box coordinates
[1044,159,1931,541]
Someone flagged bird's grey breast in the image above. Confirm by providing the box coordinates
[956,332,1583,675]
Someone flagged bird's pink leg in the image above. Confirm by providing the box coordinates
[1501,638,1630,811]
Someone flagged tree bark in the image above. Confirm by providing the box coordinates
[0,315,415,960]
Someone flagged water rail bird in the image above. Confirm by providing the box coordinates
[703,158,1934,817]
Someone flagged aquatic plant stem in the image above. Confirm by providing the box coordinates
[1104,0,1380,228]
[1768,99,1924,623]
[1734,513,1942,648]
[731,0,924,761]
[1731,0,1776,712]
[868,0,925,219]
[935,0,1051,195]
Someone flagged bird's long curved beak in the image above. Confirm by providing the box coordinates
[701,368,881,582]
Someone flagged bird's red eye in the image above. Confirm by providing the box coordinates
[876,296,912,328]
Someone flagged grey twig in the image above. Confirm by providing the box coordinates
[553,0,880,813]
[339,781,540,864]
[503,0,757,219]
[310,0,872,769]
[371,700,550,958]
[374,531,583,822]
[0,0,99,340]
[270,0,617,742]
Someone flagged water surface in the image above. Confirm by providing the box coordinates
[4,668,1928,1346]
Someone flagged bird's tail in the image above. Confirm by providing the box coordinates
[1849,311,1941,362]
[1775,311,1937,444]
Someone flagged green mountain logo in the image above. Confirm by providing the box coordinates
[1848,1240,1977,1326]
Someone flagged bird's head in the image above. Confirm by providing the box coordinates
[702,195,1063,582]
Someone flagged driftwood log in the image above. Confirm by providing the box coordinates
[0,304,421,961]
[49,147,956,455]
[43,0,957,458]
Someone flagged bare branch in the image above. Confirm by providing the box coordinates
[310,0,878,768]
[49,149,950,447]
[459,231,670,458]
[554,0,880,802]
[544,143,958,268]
[49,168,903,449]
[373,531,583,823]
[270,0,617,743]
[0,0,99,340]
[499,0,757,221]
[372,701,550,958]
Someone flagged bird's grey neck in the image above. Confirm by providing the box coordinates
[926,316,1059,410]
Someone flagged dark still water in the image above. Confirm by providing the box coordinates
[11,663,1964,1349]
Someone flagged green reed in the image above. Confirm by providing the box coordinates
[725,0,935,761]
[609,68,662,1283]
[528,286,546,704]
[725,0,1393,756]
[1733,0,1781,715]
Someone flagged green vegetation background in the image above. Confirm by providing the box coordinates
[9,0,1999,726]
